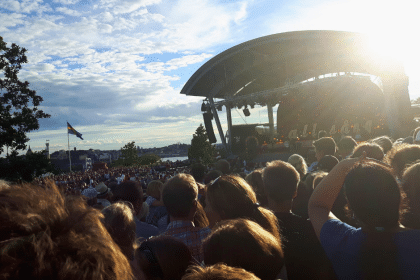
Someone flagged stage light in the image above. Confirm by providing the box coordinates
[217,105,223,111]
[201,101,206,112]
[250,103,255,109]
[243,107,250,117]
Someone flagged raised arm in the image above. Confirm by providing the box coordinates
[308,157,360,239]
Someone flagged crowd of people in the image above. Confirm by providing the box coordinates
[2,128,420,279]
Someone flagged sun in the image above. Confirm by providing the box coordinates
[366,33,406,63]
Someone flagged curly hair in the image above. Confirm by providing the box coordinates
[0,181,133,280]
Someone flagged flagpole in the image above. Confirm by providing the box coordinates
[68,124,72,173]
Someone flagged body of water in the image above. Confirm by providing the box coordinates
[161,156,189,162]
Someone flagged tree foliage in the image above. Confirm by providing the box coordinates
[0,151,58,182]
[188,124,215,165]
[138,153,160,166]
[0,36,50,155]
[120,141,138,166]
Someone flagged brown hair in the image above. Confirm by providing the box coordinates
[135,235,195,280]
[182,263,260,280]
[262,160,300,203]
[203,218,283,280]
[371,135,393,154]
[344,161,402,280]
[313,137,336,156]
[351,142,384,161]
[102,202,136,260]
[112,180,143,215]
[163,174,198,218]
[206,175,280,242]
[245,169,268,207]
[0,181,133,279]
[337,136,357,153]
[194,201,209,228]
[401,161,420,229]
[384,144,420,178]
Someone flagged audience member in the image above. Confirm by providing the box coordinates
[401,162,420,229]
[309,157,420,280]
[245,168,268,207]
[145,180,167,227]
[96,182,112,208]
[133,236,196,280]
[182,263,260,280]
[204,175,280,242]
[308,137,337,172]
[102,202,136,260]
[161,174,211,263]
[337,136,357,160]
[288,154,308,178]
[112,181,159,240]
[0,181,133,279]
[351,142,384,161]
[203,219,284,280]
[317,155,339,172]
[371,135,393,155]
[262,160,337,280]
[384,144,420,178]
[214,159,230,175]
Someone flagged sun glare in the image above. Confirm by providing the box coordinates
[367,34,406,63]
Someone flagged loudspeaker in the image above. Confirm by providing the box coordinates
[203,112,217,143]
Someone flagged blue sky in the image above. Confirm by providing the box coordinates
[1,0,418,154]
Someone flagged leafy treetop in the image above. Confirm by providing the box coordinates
[0,36,50,155]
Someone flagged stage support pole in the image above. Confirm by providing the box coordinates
[226,104,232,152]
[267,104,275,145]
[209,97,228,152]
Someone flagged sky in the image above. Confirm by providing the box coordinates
[1,0,419,155]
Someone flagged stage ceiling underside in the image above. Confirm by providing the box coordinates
[180,30,404,100]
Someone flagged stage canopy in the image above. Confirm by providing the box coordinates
[181,30,407,104]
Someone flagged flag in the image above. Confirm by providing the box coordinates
[67,122,83,140]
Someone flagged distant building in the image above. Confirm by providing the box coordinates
[26,146,33,156]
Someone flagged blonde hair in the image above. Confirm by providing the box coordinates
[102,202,136,260]
[146,180,163,198]
[287,154,307,178]
[182,263,260,280]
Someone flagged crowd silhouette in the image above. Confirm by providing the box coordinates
[2,129,420,279]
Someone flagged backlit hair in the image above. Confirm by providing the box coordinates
[206,175,280,242]
[351,142,384,161]
[203,218,283,280]
[147,180,164,198]
[287,154,307,178]
[0,181,133,279]
[182,263,260,280]
[163,174,198,218]
[262,160,300,203]
[384,144,420,178]
[102,202,136,260]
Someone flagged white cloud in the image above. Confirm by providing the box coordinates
[53,0,80,4]
[56,7,81,16]
[100,0,162,14]
[0,12,26,32]
[0,0,52,14]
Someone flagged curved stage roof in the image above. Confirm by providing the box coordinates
[181,30,405,99]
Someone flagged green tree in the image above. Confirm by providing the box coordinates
[0,150,58,181]
[120,141,138,166]
[138,153,160,166]
[0,36,50,155]
[188,124,215,165]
